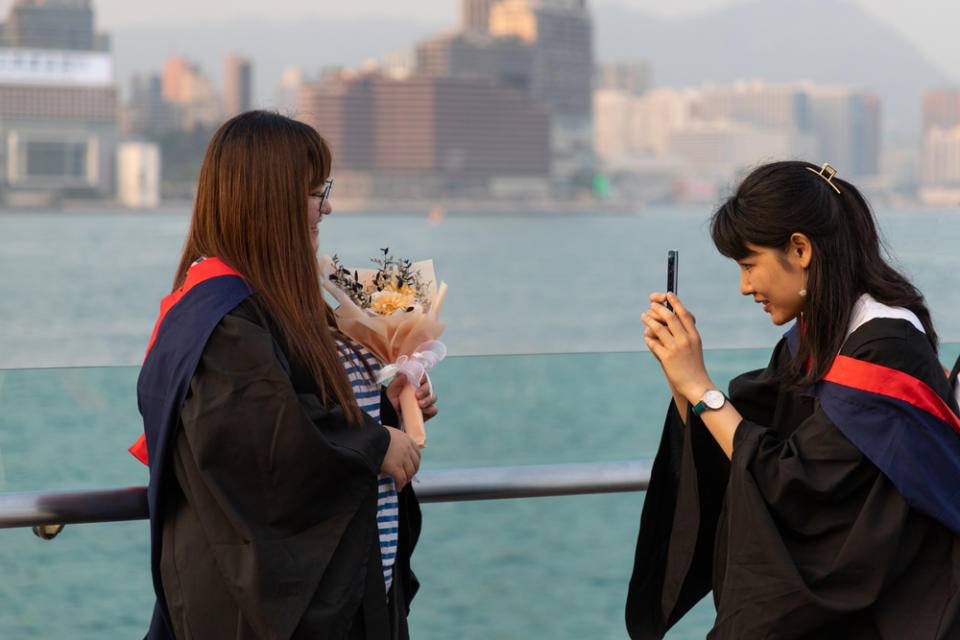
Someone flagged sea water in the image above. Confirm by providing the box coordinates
[1,206,959,638]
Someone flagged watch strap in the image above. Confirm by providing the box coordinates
[692,391,726,416]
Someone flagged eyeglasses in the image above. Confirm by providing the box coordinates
[310,178,334,209]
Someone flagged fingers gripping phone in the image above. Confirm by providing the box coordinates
[666,250,678,312]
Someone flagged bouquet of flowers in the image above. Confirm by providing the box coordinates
[319,249,448,447]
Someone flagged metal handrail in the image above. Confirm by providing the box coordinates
[0,460,652,530]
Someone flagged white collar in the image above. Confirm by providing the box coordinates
[845,293,924,340]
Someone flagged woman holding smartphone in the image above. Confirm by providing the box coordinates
[626,161,960,638]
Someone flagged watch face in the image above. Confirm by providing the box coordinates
[704,389,725,410]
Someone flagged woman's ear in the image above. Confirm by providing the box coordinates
[789,233,813,269]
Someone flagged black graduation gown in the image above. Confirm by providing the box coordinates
[157,298,420,640]
[626,318,960,639]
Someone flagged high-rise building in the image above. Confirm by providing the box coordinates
[300,77,376,172]
[161,56,221,130]
[124,73,178,135]
[162,56,193,103]
[0,82,117,191]
[299,74,550,198]
[922,90,960,133]
[807,87,881,177]
[919,124,960,204]
[0,0,117,202]
[489,0,593,183]
[224,53,252,117]
[490,0,592,122]
[417,31,533,92]
[921,126,960,185]
[3,0,102,51]
[921,90,960,195]
[462,0,496,32]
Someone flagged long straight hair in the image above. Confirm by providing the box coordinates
[175,110,363,422]
[711,160,936,388]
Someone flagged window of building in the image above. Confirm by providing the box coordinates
[26,140,87,178]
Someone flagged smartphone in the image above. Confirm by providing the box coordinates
[666,250,678,312]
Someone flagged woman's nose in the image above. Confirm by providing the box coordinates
[739,272,753,296]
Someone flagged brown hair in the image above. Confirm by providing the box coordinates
[175,110,363,422]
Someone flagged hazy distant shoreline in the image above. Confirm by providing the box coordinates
[0,197,956,216]
[0,198,643,215]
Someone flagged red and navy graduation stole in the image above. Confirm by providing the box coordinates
[130,257,252,464]
[130,257,252,640]
[795,320,960,536]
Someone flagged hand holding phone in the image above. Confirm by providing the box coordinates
[665,250,678,312]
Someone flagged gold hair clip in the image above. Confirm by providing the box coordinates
[806,162,841,194]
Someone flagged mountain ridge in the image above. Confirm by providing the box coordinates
[595,0,955,137]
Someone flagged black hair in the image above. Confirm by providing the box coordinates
[710,160,936,388]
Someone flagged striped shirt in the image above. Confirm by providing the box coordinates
[335,337,400,594]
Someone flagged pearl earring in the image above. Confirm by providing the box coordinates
[799,269,807,297]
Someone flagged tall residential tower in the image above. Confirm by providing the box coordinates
[488,0,593,184]
[224,53,252,117]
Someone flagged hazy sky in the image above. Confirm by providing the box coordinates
[0,1,955,77]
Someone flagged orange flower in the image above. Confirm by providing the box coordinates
[368,289,416,316]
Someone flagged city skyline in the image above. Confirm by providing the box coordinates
[0,0,954,206]
[1,0,953,83]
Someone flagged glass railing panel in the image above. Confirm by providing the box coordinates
[413,348,764,639]
[0,366,144,491]
[425,349,770,468]
[0,365,151,638]
[2,344,958,638]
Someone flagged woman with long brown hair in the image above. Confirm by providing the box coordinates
[136,111,430,639]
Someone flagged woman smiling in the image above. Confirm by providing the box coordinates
[626,161,960,639]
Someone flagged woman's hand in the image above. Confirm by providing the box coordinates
[386,374,439,422]
[381,426,421,490]
[643,292,742,458]
[641,292,714,405]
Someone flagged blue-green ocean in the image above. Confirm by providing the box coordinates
[2,205,959,638]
